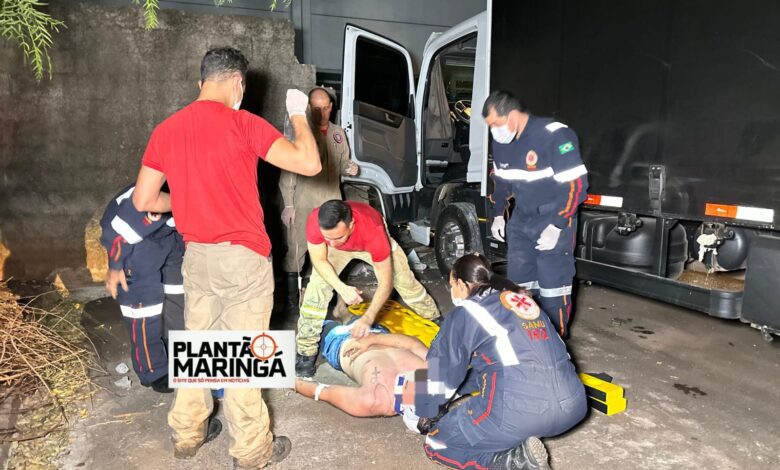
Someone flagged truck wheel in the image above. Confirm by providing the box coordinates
[434,202,483,278]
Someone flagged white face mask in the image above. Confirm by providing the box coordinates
[490,121,516,144]
[450,292,465,307]
[232,80,243,110]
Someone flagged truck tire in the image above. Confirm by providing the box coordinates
[434,202,483,278]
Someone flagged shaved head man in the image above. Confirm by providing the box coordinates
[279,86,359,314]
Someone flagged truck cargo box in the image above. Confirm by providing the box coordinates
[490,0,780,228]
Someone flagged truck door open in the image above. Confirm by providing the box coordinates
[341,25,417,221]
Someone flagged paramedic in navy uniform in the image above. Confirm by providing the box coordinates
[100,184,184,393]
[418,254,587,470]
[482,90,588,338]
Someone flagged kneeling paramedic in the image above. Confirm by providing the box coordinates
[410,254,587,470]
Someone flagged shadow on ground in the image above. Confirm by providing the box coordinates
[52,243,780,469]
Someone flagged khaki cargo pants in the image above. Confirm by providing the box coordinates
[168,242,274,467]
[296,239,439,356]
[282,206,316,273]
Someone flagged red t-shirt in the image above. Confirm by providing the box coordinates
[305,201,391,262]
[142,100,283,256]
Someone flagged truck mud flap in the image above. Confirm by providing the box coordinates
[576,259,742,320]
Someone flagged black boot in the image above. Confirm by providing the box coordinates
[150,375,174,393]
[489,437,550,470]
[295,353,317,379]
[233,435,292,469]
[267,435,292,465]
[141,375,173,394]
[285,272,300,314]
[173,418,223,459]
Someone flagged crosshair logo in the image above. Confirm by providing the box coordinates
[250,333,278,361]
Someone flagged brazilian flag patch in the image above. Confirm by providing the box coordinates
[559,141,575,154]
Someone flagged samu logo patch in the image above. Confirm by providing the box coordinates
[500,291,540,320]
[558,141,575,155]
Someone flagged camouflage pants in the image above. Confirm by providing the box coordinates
[296,239,439,356]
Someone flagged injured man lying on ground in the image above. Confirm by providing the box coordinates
[294,320,426,429]
[293,319,554,470]
[295,254,589,470]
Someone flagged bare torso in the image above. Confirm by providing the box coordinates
[338,339,426,415]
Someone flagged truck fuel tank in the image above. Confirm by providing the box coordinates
[577,211,688,279]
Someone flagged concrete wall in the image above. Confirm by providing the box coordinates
[0,1,314,280]
[79,0,487,74]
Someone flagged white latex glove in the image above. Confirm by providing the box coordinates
[491,216,506,242]
[344,161,359,176]
[286,89,308,117]
[281,206,295,227]
[535,224,562,251]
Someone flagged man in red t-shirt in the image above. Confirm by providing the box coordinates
[295,200,439,378]
[131,47,320,468]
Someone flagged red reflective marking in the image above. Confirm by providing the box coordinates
[585,194,602,205]
[424,446,487,470]
[472,372,497,425]
[705,203,737,219]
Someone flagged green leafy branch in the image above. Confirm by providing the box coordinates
[0,0,65,81]
[131,0,159,30]
[0,0,293,81]
[135,0,293,31]
[268,0,293,11]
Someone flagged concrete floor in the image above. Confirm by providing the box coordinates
[57,255,780,470]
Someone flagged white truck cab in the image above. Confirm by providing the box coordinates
[339,9,494,275]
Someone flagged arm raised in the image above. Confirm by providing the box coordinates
[265,90,321,176]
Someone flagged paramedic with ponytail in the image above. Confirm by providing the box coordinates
[418,253,587,470]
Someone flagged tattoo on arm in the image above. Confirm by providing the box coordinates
[370,366,380,384]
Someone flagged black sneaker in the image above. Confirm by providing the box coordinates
[233,436,292,469]
[295,353,317,379]
[489,437,550,470]
[173,417,223,459]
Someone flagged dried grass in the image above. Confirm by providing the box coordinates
[0,282,102,468]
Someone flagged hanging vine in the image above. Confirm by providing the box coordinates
[0,0,293,81]
[0,0,65,81]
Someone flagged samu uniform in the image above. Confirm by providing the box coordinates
[492,116,588,337]
[99,186,185,385]
[416,290,587,469]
